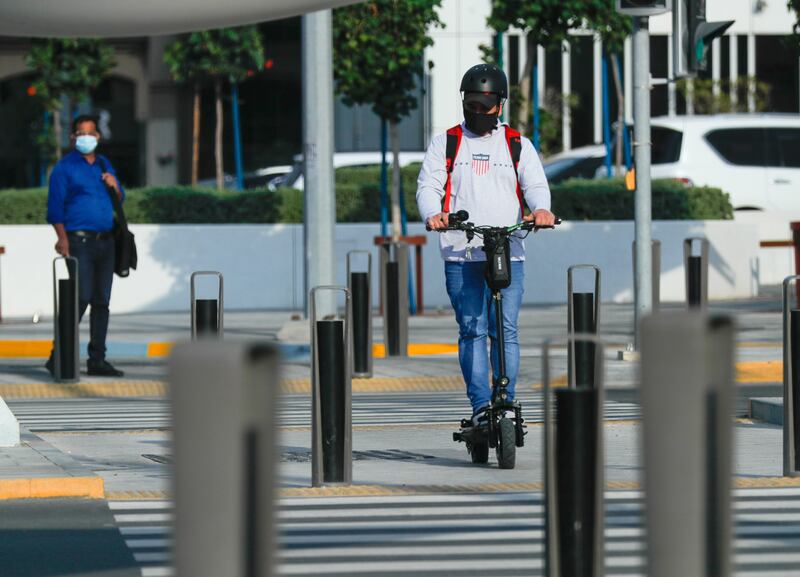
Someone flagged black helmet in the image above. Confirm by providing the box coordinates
[460,64,508,99]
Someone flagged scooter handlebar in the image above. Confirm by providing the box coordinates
[425,211,561,232]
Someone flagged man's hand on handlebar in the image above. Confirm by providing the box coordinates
[523,209,557,228]
[426,212,450,231]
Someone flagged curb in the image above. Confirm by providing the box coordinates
[0,430,104,500]
[0,340,459,360]
[0,476,104,500]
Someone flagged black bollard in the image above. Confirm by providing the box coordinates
[316,320,347,482]
[687,256,703,309]
[195,299,219,337]
[555,387,599,577]
[386,261,401,356]
[792,310,800,469]
[56,277,78,381]
[350,272,371,376]
[571,293,596,387]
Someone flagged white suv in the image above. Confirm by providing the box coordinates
[649,114,800,211]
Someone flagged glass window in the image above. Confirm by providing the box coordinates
[766,128,800,168]
[705,128,766,167]
[651,127,683,164]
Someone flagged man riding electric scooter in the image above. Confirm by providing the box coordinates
[416,63,555,467]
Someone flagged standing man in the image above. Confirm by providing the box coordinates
[46,114,125,377]
[416,64,555,425]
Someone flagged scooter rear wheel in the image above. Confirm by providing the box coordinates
[496,418,516,469]
[469,440,489,464]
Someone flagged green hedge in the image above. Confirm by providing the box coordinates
[0,171,732,224]
[551,179,733,220]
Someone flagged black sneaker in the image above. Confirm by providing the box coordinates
[44,355,54,377]
[87,360,124,377]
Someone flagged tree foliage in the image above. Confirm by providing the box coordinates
[790,0,800,49]
[163,26,264,84]
[26,38,116,111]
[333,0,444,123]
[164,26,264,189]
[26,38,115,162]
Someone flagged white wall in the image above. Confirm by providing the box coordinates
[734,210,800,285]
[0,221,760,318]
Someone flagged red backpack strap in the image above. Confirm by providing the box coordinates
[504,125,525,213]
[442,125,463,212]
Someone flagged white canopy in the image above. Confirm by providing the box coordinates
[0,0,360,37]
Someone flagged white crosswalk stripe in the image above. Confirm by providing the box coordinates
[110,488,800,577]
[7,392,640,432]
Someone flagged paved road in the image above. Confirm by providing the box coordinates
[112,487,800,577]
[0,498,138,577]
[7,392,642,432]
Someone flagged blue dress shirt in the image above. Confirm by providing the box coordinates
[47,150,125,232]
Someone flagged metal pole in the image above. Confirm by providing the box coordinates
[190,271,224,339]
[544,335,605,577]
[632,240,661,312]
[231,83,244,191]
[310,286,353,487]
[347,251,373,378]
[641,313,735,577]
[783,276,800,477]
[567,265,601,388]
[684,238,709,310]
[302,11,336,319]
[170,341,279,577]
[52,257,79,383]
[633,16,653,348]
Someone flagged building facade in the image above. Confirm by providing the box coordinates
[0,0,797,189]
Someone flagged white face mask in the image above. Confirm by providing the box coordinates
[75,135,98,155]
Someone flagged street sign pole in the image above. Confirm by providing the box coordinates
[633,16,653,347]
[302,11,336,318]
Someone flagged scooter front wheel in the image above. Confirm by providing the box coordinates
[496,418,516,469]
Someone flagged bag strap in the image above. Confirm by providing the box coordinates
[442,124,463,213]
[504,125,525,213]
[96,156,129,231]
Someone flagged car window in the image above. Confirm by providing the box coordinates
[651,126,682,164]
[766,128,800,168]
[544,156,609,183]
[705,128,766,167]
[543,158,582,183]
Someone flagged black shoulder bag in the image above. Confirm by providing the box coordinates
[97,157,137,277]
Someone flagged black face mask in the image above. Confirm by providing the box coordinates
[463,107,499,135]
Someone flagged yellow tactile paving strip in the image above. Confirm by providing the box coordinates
[736,361,783,383]
[0,381,168,399]
[0,361,784,399]
[0,477,104,500]
[105,476,800,501]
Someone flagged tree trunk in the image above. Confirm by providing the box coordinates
[53,108,62,161]
[214,78,224,191]
[389,120,402,241]
[518,33,536,134]
[610,54,625,176]
[192,82,201,186]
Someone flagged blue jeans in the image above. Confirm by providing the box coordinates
[444,260,524,413]
[67,234,115,363]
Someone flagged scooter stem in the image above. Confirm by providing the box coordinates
[492,290,510,402]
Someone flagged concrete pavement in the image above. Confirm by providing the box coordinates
[0,288,792,501]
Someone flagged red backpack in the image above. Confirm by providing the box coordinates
[442,124,524,213]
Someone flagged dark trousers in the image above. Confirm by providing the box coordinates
[67,234,115,363]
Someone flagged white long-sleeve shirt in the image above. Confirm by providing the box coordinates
[416,122,551,261]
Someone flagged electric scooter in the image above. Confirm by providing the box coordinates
[430,209,560,469]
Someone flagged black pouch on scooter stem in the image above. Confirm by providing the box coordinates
[483,235,512,291]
